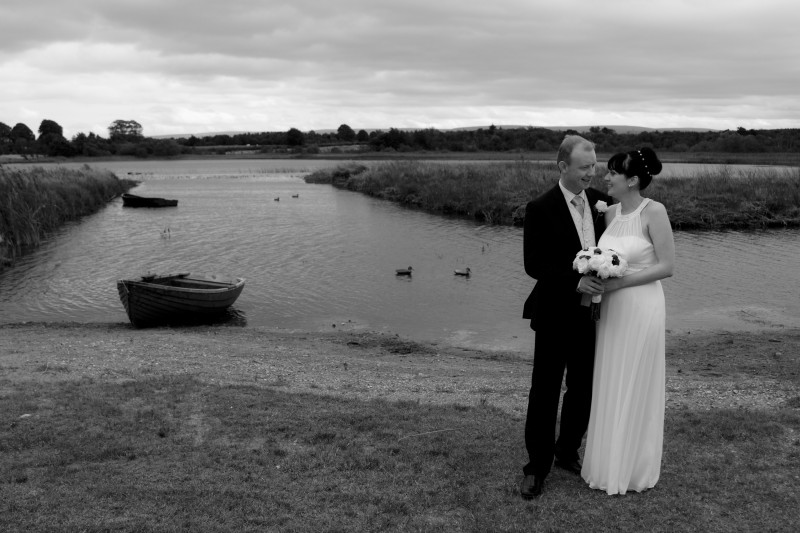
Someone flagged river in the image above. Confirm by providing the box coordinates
[1,159,798,351]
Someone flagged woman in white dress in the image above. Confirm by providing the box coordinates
[581,147,675,495]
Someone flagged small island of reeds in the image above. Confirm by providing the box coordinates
[304,161,800,230]
[0,165,137,265]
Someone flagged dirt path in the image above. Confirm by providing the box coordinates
[1,323,798,417]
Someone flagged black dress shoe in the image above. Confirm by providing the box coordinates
[554,457,582,476]
[520,475,545,499]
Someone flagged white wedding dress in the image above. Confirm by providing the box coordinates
[581,198,665,495]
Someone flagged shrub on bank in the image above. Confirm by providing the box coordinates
[305,161,800,230]
[0,165,137,264]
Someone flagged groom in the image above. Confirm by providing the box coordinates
[520,135,611,499]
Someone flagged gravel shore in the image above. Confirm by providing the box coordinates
[2,323,798,417]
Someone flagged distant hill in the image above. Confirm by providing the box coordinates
[153,124,718,138]
[152,131,251,139]
[542,125,719,133]
[446,125,719,133]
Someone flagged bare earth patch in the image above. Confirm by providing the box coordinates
[1,323,798,417]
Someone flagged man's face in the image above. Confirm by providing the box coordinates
[560,146,597,194]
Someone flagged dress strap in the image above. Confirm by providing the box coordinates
[633,198,652,215]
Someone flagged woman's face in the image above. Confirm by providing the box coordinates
[604,168,631,199]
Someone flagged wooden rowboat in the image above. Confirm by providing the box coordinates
[122,193,178,208]
[117,272,245,328]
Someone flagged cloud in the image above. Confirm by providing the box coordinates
[1,0,798,137]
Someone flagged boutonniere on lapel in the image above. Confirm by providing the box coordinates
[593,200,609,223]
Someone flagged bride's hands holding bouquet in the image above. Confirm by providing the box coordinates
[573,247,628,320]
[602,276,625,293]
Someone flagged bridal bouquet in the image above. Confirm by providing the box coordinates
[573,247,628,321]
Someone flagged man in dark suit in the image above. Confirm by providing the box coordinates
[519,135,611,499]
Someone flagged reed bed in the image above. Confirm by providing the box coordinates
[305,161,800,230]
[647,166,800,230]
[306,161,560,225]
[0,165,137,264]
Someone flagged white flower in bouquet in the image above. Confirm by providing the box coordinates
[604,249,627,278]
[572,247,598,274]
[572,247,628,320]
[573,254,591,274]
[588,254,606,271]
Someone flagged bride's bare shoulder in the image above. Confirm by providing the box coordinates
[642,200,672,231]
[644,199,668,215]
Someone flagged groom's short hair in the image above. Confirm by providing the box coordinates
[557,135,595,166]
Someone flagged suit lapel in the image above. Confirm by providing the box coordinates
[586,189,606,236]
[547,185,583,249]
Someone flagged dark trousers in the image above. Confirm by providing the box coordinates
[522,321,596,477]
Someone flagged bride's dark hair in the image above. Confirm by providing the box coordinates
[606,147,662,190]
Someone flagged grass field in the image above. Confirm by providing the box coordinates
[4,377,796,531]
[1,324,798,532]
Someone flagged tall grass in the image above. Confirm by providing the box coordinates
[0,165,137,264]
[305,162,800,230]
[306,161,561,225]
[647,166,800,229]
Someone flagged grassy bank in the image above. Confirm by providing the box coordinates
[0,165,137,265]
[1,324,798,532]
[305,161,800,230]
[306,161,538,224]
[318,151,800,167]
[649,165,800,229]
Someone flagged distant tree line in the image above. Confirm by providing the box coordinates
[355,125,800,154]
[0,119,187,159]
[1,118,799,159]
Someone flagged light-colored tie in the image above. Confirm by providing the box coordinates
[571,196,585,218]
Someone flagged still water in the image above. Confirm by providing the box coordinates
[1,159,798,351]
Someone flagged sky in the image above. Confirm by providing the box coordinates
[2,0,798,139]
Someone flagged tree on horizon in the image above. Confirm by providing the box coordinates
[337,124,356,142]
[286,128,304,146]
[108,120,143,142]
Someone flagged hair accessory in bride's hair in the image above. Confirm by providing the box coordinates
[636,150,651,177]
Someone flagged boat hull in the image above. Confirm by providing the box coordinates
[122,193,178,208]
[117,272,245,328]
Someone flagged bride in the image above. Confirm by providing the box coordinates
[581,147,675,495]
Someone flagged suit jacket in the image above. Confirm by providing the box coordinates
[522,185,611,330]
